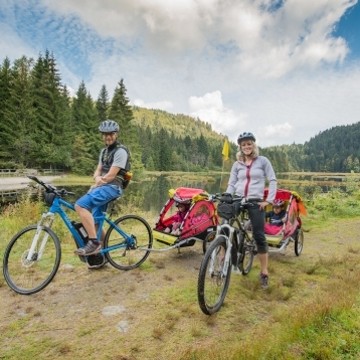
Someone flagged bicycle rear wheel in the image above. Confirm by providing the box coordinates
[197,235,231,315]
[3,225,61,295]
[104,214,153,270]
[294,228,304,256]
[238,235,255,275]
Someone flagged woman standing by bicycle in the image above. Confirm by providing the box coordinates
[225,132,277,289]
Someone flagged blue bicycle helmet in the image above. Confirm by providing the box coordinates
[98,119,120,133]
[237,132,256,144]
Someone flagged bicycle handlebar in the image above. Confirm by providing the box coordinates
[208,193,244,204]
[27,176,75,197]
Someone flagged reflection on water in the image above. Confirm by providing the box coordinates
[67,175,225,215]
[63,173,336,215]
[141,175,225,212]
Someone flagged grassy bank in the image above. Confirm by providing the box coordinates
[1,187,360,359]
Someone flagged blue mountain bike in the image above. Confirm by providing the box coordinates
[2,176,153,295]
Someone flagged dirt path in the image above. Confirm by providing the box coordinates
[1,217,360,359]
[0,176,62,191]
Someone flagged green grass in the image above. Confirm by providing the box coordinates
[1,187,360,359]
[173,252,360,360]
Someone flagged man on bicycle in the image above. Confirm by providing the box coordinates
[74,119,130,256]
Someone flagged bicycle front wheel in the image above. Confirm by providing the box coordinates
[3,225,61,295]
[104,214,153,270]
[197,235,231,315]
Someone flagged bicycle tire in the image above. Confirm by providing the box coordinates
[202,230,216,254]
[205,221,233,251]
[238,235,255,275]
[294,228,304,256]
[197,235,231,315]
[3,225,61,295]
[229,218,241,265]
[104,214,153,270]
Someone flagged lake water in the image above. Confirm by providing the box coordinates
[0,172,351,212]
[62,173,343,215]
[67,174,226,215]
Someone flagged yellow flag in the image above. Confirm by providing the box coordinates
[222,139,229,160]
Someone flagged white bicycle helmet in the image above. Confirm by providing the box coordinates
[273,199,284,207]
[237,132,256,144]
[98,119,120,133]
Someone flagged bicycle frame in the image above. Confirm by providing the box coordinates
[3,175,153,295]
[211,201,254,277]
[26,195,134,262]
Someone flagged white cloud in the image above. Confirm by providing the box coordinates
[41,0,355,72]
[0,23,36,60]
[262,123,293,143]
[189,91,246,140]
[2,0,360,148]
[185,63,360,148]
[132,99,173,111]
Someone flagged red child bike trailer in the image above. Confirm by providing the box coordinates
[152,187,218,251]
[263,188,307,256]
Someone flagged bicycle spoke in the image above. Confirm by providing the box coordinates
[198,235,231,315]
[104,215,153,270]
[3,225,61,295]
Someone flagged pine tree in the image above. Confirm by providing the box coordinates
[8,56,36,167]
[71,81,100,173]
[157,128,172,171]
[109,79,143,173]
[0,57,14,165]
[96,85,109,122]
[109,79,133,132]
[30,51,72,169]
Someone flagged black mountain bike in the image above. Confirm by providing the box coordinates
[197,194,256,315]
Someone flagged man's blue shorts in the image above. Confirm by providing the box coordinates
[75,185,122,222]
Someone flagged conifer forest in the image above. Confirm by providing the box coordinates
[0,52,359,175]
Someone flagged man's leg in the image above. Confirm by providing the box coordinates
[74,204,101,256]
[75,205,97,239]
[74,185,121,256]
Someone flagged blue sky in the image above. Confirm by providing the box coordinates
[335,2,360,60]
[1,0,359,147]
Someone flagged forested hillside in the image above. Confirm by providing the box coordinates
[0,53,235,175]
[0,52,359,174]
[132,107,222,141]
[261,122,360,173]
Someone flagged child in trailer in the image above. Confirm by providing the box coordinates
[164,202,190,236]
[264,199,286,235]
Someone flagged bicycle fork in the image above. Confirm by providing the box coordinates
[26,212,55,263]
[209,224,236,278]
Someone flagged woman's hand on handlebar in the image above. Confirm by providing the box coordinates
[258,201,269,210]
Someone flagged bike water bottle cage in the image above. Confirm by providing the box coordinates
[71,221,88,240]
